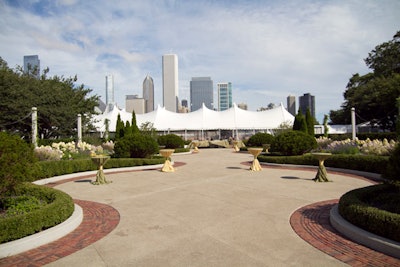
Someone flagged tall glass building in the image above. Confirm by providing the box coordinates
[143,74,154,113]
[23,55,40,78]
[162,54,179,112]
[190,77,213,111]
[217,82,232,111]
[105,75,114,109]
[287,95,296,116]
[299,93,315,118]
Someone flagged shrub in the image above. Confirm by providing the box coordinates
[271,131,317,156]
[338,184,400,242]
[383,143,400,182]
[0,183,74,243]
[114,134,159,158]
[158,134,185,149]
[0,132,36,195]
[246,133,274,147]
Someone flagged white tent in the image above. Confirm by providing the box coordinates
[93,103,294,133]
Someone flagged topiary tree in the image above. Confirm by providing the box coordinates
[158,134,184,149]
[271,130,317,156]
[293,109,308,134]
[114,134,159,158]
[305,108,314,136]
[383,143,400,182]
[115,113,125,139]
[131,110,140,135]
[247,132,275,147]
[0,132,36,195]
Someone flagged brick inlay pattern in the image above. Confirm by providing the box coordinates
[290,199,400,266]
[0,200,120,267]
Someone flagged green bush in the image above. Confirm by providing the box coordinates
[0,183,74,243]
[383,143,400,182]
[270,131,317,156]
[158,134,185,149]
[338,184,400,242]
[247,133,274,147]
[0,132,36,195]
[113,134,159,158]
[258,154,388,174]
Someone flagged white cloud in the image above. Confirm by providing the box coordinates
[1,0,399,122]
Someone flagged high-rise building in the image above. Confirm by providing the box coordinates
[143,75,154,113]
[299,93,315,118]
[23,55,40,78]
[217,82,232,111]
[190,77,213,111]
[287,95,296,116]
[126,95,145,114]
[105,75,114,109]
[162,54,179,112]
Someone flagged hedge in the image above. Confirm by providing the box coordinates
[258,154,389,174]
[0,183,74,243]
[338,184,400,242]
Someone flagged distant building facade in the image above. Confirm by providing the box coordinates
[105,75,114,109]
[126,95,145,114]
[23,55,40,78]
[143,75,154,113]
[190,77,213,111]
[287,95,296,116]
[237,103,248,110]
[299,93,315,118]
[217,82,232,111]
[162,54,179,112]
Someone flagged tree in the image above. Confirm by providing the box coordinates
[329,31,400,131]
[305,108,314,136]
[293,109,308,134]
[323,115,329,137]
[115,114,124,139]
[131,110,140,135]
[0,58,99,139]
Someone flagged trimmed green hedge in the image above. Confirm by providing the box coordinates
[31,157,165,181]
[338,184,400,242]
[258,154,389,174]
[0,183,74,243]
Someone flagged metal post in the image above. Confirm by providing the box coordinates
[32,107,38,148]
[351,107,356,140]
[77,114,82,144]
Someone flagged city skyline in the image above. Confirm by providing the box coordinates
[1,1,399,122]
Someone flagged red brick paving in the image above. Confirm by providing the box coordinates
[0,200,120,267]
[290,200,400,266]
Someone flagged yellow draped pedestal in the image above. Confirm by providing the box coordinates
[91,155,111,185]
[312,152,332,182]
[233,141,240,152]
[248,148,263,171]
[192,141,200,153]
[160,149,175,172]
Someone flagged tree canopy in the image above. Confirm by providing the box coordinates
[0,57,99,139]
[329,31,400,131]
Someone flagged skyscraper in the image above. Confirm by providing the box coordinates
[287,95,296,116]
[105,75,114,109]
[190,77,213,111]
[23,55,40,78]
[217,82,232,111]
[143,74,154,113]
[299,93,315,118]
[162,54,179,112]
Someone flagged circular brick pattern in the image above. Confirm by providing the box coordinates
[290,199,400,266]
[0,200,120,267]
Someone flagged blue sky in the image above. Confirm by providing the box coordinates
[1,0,399,122]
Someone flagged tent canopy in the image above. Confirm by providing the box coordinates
[93,103,294,132]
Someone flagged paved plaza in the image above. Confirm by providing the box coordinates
[2,148,399,266]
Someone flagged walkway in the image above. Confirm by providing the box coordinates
[1,149,399,266]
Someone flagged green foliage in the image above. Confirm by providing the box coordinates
[0,57,99,139]
[0,183,74,243]
[323,115,329,137]
[271,131,317,156]
[1,195,44,216]
[247,132,274,147]
[330,32,400,131]
[140,122,158,140]
[114,134,159,158]
[157,134,184,149]
[124,121,132,137]
[258,154,389,174]
[383,143,400,181]
[115,114,124,139]
[305,108,314,136]
[292,110,308,133]
[0,132,36,195]
[131,110,140,135]
[338,184,400,242]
